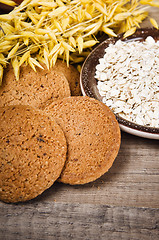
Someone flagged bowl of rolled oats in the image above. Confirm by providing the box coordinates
[80,28,159,139]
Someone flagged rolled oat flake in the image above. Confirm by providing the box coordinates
[95,36,159,128]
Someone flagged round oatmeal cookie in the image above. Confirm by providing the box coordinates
[52,59,81,96]
[0,105,67,203]
[45,96,121,185]
[0,63,71,109]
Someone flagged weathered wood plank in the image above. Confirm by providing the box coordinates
[0,202,159,240]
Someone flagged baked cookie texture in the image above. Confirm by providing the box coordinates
[0,63,71,109]
[0,105,67,203]
[45,96,121,185]
[52,60,81,96]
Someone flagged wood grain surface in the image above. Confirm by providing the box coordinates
[0,6,159,240]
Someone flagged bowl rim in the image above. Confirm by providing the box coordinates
[80,28,159,135]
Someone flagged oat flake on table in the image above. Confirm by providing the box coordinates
[95,36,159,128]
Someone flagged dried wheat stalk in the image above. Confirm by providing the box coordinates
[0,0,158,82]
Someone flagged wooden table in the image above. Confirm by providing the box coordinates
[0,6,159,240]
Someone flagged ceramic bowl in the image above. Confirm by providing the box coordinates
[80,28,159,140]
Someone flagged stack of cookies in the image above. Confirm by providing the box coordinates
[0,61,121,203]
